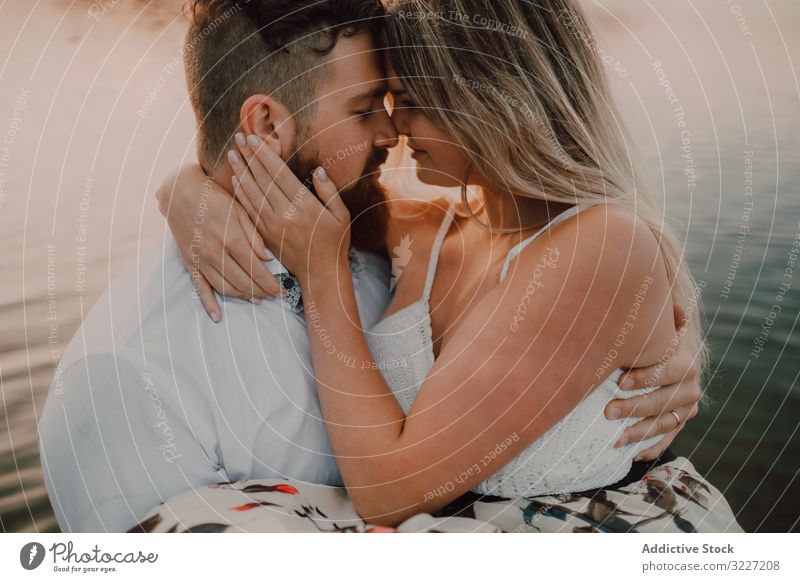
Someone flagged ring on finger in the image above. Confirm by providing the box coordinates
[669,409,681,428]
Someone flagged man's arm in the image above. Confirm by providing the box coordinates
[38,355,228,532]
[155,164,282,322]
[605,303,703,460]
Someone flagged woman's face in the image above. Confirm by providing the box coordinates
[386,61,469,188]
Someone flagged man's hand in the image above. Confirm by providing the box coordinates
[604,303,702,461]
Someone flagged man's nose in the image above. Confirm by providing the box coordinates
[374,111,399,150]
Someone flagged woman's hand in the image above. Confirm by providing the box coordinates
[226,133,351,281]
[156,164,283,321]
[605,303,702,461]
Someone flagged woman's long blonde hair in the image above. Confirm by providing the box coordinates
[381,0,708,378]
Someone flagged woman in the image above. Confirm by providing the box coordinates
[139,0,741,532]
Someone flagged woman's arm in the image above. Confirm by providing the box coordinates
[304,204,673,525]
[226,135,676,526]
[226,137,702,460]
[155,164,282,321]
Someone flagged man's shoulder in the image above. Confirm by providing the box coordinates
[58,239,194,369]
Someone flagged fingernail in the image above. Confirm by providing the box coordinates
[228,150,240,164]
[210,312,220,323]
[316,166,328,181]
[250,297,262,305]
[264,247,274,259]
[615,437,629,448]
[620,377,635,389]
[633,455,643,462]
[232,175,240,189]
[235,132,246,147]
[607,405,621,420]
[247,134,261,148]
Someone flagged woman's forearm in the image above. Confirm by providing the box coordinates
[299,261,406,490]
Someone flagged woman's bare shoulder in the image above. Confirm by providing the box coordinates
[385,196,452,249]
[510,203,674,361]
[542,203,662,260]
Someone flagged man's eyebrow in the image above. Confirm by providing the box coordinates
[346,85,388,107]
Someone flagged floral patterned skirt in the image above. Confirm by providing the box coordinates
[129,456,744,533]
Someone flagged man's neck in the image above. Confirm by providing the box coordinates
[208,165,234,197]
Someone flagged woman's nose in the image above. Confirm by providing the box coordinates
[390,107,411,137]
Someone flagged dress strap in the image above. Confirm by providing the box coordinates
[421,203,456,301]
[498,203,591,282]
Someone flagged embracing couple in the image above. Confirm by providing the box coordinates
[39,0,743,533]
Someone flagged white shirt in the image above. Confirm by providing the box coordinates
[38,235,390,532]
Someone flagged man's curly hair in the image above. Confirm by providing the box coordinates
[183,0,385,171]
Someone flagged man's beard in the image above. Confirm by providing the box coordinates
[288,146,390,257]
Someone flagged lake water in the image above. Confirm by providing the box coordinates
[1,0,798,533]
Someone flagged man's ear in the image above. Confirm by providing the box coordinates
[239,94,296,159]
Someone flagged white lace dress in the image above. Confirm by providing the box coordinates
[364,202,662,497]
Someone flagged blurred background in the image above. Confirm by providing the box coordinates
[0,0,798,533]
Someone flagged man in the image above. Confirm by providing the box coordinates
[38,0,397,532]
